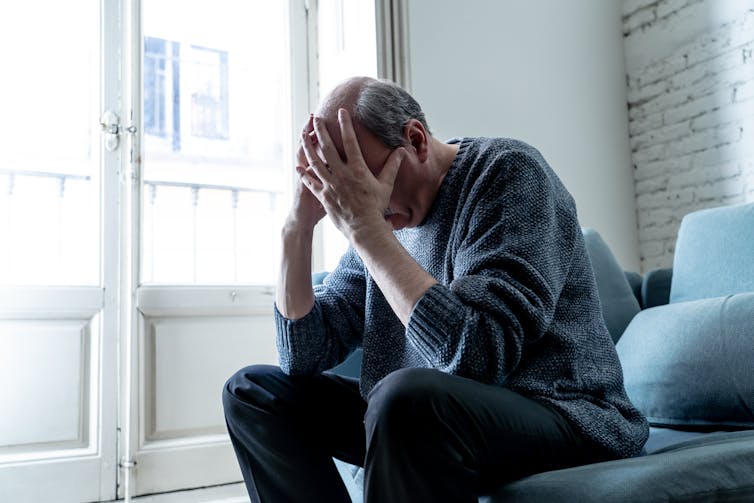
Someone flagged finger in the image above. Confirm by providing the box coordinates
[296,144,307,167]
[300,132,332,183]
[296,164,324,192]
[378,147,406,188]
[295,164,321,182]
[337,108,366,166]
[297,113,317,148]
[312,116,343,166]
[301,113,314,135]
[297,115,317,164]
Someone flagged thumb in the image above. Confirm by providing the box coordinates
[378,147,405,188]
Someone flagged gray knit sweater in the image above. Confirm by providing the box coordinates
[275,137,649,458]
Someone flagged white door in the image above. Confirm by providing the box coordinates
[125,0,378,496]
[0,1,123,502]
[123,0,309,496]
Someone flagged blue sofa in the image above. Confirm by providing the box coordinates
[325,202,754,502]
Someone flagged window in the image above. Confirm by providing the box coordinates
[140,0,377,285]
[141,1,292,285]
[0,0,99,287]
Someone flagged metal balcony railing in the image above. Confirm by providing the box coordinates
[0,169,285,286]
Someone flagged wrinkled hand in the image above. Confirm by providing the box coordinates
[299,108,405,242]
[288,115,326,232]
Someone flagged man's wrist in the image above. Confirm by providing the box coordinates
[348,217,393,250]
[282,217,316,242]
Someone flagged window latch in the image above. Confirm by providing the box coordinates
[99,111,137,152]
[100,110,121,152]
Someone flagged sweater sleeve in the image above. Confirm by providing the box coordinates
[405,148,578,385]
[275,246,366,376]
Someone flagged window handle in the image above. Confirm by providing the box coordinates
[99,111,137,152]
[100,110,121,151]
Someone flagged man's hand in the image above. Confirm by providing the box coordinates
[288,115,327,233]
[298,108,405,242]
[297,107,435,327]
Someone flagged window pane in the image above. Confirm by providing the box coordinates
[0,2,100,286]
[318,0,378,96]
[141,0,290,284]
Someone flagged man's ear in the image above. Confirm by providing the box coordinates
[403,119,429,162]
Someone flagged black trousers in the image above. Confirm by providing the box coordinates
[222,365,606,503]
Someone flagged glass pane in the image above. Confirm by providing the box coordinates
[318,0,378,272]
[141,0,290,285]
[0,2,100,286]
[318,0,378,96]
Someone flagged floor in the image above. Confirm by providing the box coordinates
[102,483,249,503]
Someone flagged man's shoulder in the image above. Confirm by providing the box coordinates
[453,137,548,174]
[453,136,542,156]
[451,137,552,190]
[448,137,575,218]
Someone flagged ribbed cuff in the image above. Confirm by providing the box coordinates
[273,302,322,358]
[406,284,466,363]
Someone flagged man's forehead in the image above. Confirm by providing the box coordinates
[315,80,363,155]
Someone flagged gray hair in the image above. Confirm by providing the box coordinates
[353,79,430,149]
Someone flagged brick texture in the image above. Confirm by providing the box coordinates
[623,1,754,271]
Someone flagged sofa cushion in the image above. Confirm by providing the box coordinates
[339,431,754,503]
[483,430,754,502]
[670,202,754,303]
[641,426,710,454]
[335,428,754,503]
[616,293,754,429]
[582,228,641,343]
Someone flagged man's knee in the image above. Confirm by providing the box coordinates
[365,367,447,434]
[222,364,283,419]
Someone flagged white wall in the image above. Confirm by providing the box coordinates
[623,0,754,271]
[403,0,640,270]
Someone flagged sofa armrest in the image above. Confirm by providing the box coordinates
[641,268,673,308]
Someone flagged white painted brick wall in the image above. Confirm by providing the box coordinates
[623,0,754,272]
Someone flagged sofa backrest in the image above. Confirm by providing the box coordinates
[582,228,641,343]
[670,203,754,304]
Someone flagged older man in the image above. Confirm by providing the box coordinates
[223,77,648,503]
